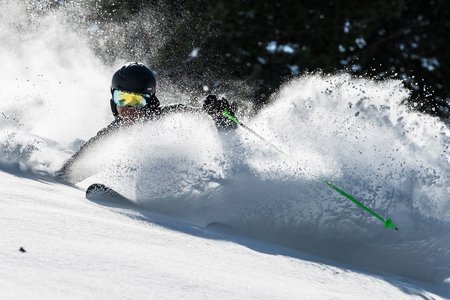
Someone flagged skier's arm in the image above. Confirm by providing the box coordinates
[56,120,121,180]
[160,98,238,130]
[159,103,203,115]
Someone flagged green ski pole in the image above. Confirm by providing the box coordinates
[324,181,398,231]
[222,110,399,231]
[222,110,286,154]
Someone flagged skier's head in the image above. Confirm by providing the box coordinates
[110,62,160,119]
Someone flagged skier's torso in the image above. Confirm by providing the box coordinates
[58,103,202,181]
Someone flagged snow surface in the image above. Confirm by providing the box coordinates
[1,169,448,299]
[1,1,450,298]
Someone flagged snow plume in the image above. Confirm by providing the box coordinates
[0,0,198,174]
[0,1,112,173]
[66,74,450,283]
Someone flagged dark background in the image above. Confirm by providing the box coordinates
[54,0,450,120]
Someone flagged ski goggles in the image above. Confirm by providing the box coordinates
[112,90,151,108]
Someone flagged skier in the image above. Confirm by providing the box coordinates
[58,62,237,180]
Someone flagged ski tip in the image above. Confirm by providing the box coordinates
[85,183,135,206]
[86,183,107,193]
[85,183,109,200]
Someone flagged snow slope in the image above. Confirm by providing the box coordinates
[1,170,448,299]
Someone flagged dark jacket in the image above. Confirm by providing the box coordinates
[58,103,235,181]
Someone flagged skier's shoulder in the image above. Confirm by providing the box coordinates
[159,103,202,115]
[95,118,126,136]
[56,118,124,180]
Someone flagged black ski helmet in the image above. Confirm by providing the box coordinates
[110,62,159,117]
[111,62,156,94]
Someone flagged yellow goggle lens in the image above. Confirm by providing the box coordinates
[113,90,148,108]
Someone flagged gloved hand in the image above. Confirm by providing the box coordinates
[203,94,237,130]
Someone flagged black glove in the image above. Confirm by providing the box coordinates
[203,95,237,130]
